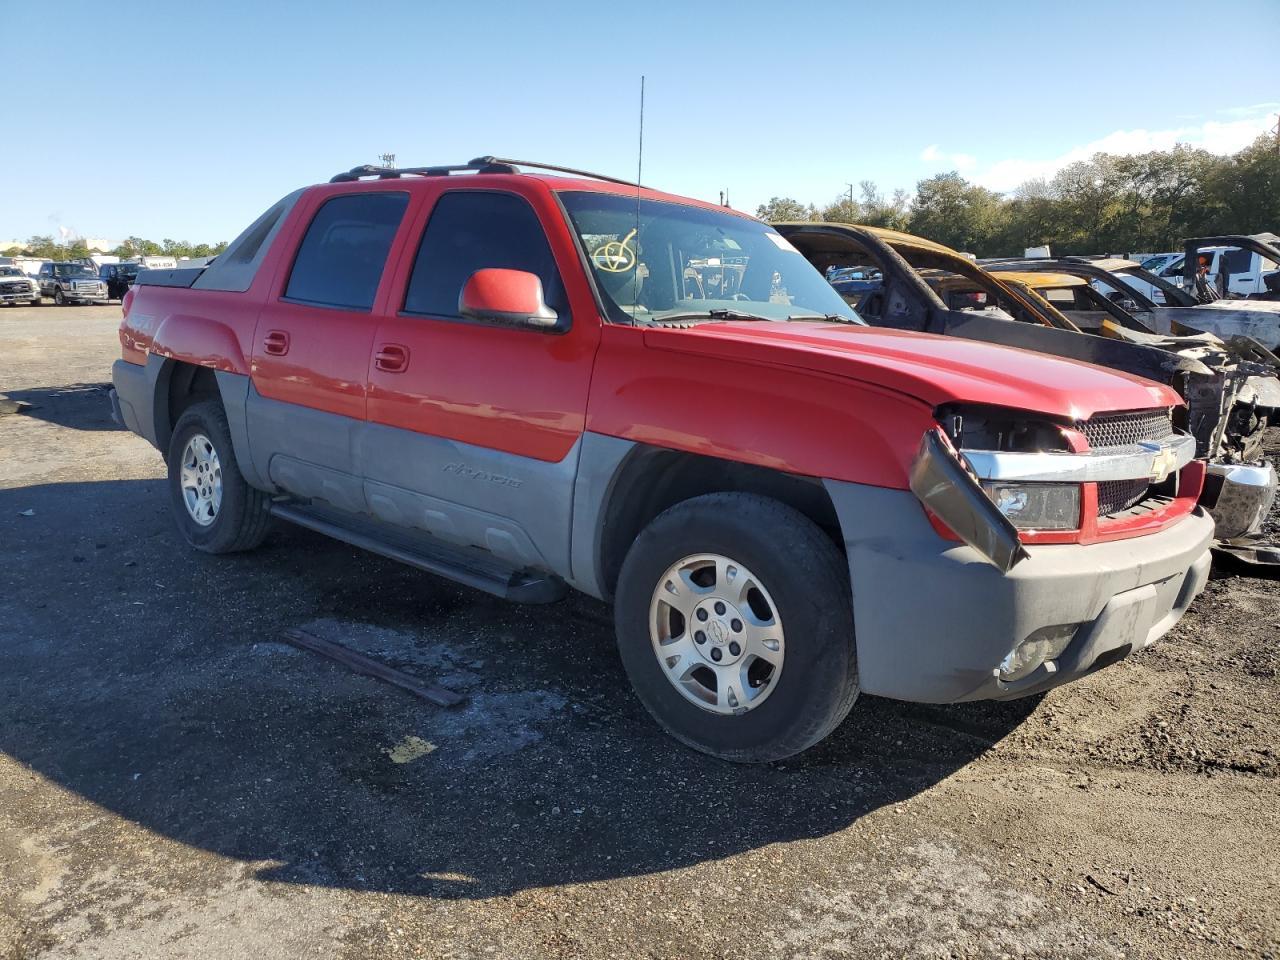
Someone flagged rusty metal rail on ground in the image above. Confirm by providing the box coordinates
[281,628,466,707]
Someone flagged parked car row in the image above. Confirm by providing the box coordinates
[0,259,150,307]
[110,156,1255,762]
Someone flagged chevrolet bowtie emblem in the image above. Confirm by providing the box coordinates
[1139,441,1178,484]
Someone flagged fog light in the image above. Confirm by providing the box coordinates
[981,481,1080,531]
[999,623,1079,682]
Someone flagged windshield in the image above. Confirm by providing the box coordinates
[0,267,22,277]
[54,264,97,278]
[1117,265,1197,307]
[118,263,141,275]
[560,192,861,325]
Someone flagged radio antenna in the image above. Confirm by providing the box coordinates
[629,76,645,320]
[636,76,645,188]
[634,76,645,225]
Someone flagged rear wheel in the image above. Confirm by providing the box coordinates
[167,399,272,553]
[614,492,857,762]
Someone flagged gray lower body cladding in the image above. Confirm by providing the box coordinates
[824,480,1214,703]
[111,358,157,447]
[115,361,1218,707]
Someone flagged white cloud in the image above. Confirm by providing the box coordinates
[920,144,977,171]
[1219,101,1280,118]
[923,106,1277,193]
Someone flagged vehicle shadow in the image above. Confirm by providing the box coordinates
[0,383,121,432]
[0,478,1042,901]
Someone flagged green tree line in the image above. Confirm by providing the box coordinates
[756,133,1280,257]
[2,236,229,261]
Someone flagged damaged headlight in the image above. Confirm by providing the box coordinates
[980,482,1080,531]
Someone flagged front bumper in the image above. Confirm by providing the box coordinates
[824,481,1215,704]
[1201,461,1278,540]
[60,283,109,302]
[0,287,39,303]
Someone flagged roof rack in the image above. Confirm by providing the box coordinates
[329,155,640,187]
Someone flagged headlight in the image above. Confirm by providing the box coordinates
[980,481,1080,531]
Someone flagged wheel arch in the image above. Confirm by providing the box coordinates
[573,434,843,602]
[150,357,221,455]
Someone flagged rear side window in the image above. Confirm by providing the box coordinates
[403,191,567,319]
[285,192,409,310]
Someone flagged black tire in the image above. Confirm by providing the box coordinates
[167,399,272,554]
[614,492,858,763]
[53,288,66,306]
[30,297,42,306]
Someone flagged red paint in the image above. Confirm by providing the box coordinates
[365,180,601,462]
[459,268,550,319]
[117,168,1202,546]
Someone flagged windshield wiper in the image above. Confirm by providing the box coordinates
[653,308,777,324]
[787,312,864,325]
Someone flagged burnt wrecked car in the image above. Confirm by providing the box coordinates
[772,222,1280,558]
[994,253,1280,353]
[981,259,1280,458]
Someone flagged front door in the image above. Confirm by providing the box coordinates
[248,188,412,513]
[362,186,600,575]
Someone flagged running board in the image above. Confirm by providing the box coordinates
[269,502,567,603]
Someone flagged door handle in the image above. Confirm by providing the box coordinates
[374,343,410,373]
[263,330,290,356]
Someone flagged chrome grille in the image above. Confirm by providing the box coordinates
[1096,478,1150,516]
[0,281,27,294]
[1080,409,1175,450]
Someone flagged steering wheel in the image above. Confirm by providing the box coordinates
[592,229,637,274]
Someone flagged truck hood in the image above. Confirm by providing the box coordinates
[644,321,1180,420]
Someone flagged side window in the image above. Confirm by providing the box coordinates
[1221,248,1252,276]
[403,191,567,320]
[284,192,409,311]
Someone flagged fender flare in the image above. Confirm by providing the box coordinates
[150,314,250,375]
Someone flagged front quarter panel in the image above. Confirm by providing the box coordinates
[586,325,935,489]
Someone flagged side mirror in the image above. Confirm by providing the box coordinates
[459,269,559,330]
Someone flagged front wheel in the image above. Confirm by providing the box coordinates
[29,297,42,306]
[614,492,858,762]
[167,399,272,553]
[53,288,66,305]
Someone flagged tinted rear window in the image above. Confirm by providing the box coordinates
[285,192,409,310]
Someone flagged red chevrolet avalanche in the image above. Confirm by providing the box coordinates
[110,157,1214,761]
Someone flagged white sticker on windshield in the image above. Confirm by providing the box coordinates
[765,231,800,254]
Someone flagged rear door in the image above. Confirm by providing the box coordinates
[361,185,600,575]
[248,188,412,513]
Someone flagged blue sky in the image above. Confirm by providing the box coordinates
[4,0,1277,245]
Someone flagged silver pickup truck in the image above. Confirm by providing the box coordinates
[37,261,109,305]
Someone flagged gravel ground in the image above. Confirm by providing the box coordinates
[1,304,1277,960]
